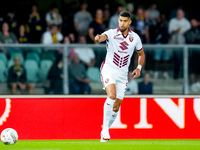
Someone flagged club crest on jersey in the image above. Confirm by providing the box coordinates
[129,36,134,42]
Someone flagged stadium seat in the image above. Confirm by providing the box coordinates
[7,48,22,55]
[41,51,56,62]
[26,52,40,64]
[0,52,8,66]
[7,59,14,70]
[39,60,53,81]
[24,60,39,83]
[0,60,7,82]
[31,48,42,54]
[87,67,101,83]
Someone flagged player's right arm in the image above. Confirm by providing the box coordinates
[94,34,108,43]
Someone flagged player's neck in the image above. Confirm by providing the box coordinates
[121,29,129,36]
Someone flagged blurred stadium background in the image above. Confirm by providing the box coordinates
[0,0,200,149]
[0,0,198,95]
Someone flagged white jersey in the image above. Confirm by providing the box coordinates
[101,28,143,76]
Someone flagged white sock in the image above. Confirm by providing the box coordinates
[102,97,118,132]
[108,109,118,128]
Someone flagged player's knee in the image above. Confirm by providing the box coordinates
[108,93,116,100]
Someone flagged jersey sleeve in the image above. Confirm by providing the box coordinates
[135,34,143,51]
[101,29,112,40]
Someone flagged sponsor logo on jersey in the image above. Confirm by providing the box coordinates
[114,36,124,41]
[118,50,128,54]
[119,41,129,50]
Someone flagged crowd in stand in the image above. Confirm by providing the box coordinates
[0,1,200,95]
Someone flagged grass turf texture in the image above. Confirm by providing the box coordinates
[0,140,200,150]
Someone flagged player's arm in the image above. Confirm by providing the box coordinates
[132,48,145,79]
[94,34,108,43]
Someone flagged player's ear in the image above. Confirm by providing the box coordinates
[129,19,132,25]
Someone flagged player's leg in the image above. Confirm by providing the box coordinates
[108,98,122,127]
[113,98,123,112]
[101,83,116,141]
[101,84,125,142]
[107,77,128,128]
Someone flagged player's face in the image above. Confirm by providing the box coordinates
[118,16,132,32]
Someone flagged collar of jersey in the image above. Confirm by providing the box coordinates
[117,27,133,38]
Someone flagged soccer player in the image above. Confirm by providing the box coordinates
[95,11,145,142]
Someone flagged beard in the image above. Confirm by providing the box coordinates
[119,26,128,32]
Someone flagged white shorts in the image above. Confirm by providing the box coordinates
[100,68,128,100]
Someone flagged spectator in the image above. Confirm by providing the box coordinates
[46,55,63,94]
[168,9,191,79]
[103,7,110,30]
[88,9,106,43]
[126,3,135,31]
[144,10,150,43]
[68,50,91,94]
[28,3,43,43]
[73,1,93,36]
[8,56,34,94]
[134,8,149,43]
[4,10,17,34]
[153,14,170,79]
[147,3,160,26]
[133,8,149,72]
[17,24,31,43]
[68,33,76,43]
[41,24,63,44]
[138,73,153,94]
[59,36,73,53]
[189,73,200,94]
[186,19,200,77]
[63,36,71,44]
[185,19,200,44]
[125,71,138,95]
[45,2,63,29]
[168,9,191,44]
[0,22,18,44]
[88,8,107,67]
[170,6,188,20]
[108,5,124,29]
[74,36,95,68]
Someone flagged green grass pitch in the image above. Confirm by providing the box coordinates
[0,140,200,150]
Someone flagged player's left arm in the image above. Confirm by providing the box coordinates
[132,48,145,79]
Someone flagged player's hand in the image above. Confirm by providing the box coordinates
[95,34,101,43]
[132,68,141,79]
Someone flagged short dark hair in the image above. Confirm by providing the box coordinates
[119,11,131,19]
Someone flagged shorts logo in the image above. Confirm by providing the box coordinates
[0,98,11,126]
[105,78,109,84]
[129,36,134,42]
